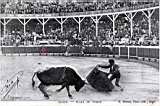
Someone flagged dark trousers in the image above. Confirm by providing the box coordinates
[109,72,121,87]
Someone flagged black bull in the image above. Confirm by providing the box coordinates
[32,67,85,99]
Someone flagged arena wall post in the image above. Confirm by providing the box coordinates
[78,17,85,38]
[130,12,137,38]
[2,18,12,44]
[73,17,85,37]
[148,9,155,37]
[90,16,102,37]
[142,10,155,37]
[111,14,119,37]
[0,19,4,46]
[128,46,130,59]
[61,18,68,33]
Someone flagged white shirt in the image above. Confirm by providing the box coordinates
[152,37,157,44]
[138,36,145,44]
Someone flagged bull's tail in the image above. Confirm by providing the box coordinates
[32,72,38,88]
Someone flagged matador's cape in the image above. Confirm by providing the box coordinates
[86,67,114,92]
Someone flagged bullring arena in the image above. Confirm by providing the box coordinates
[0,55,159,101]
[0,0,159,102]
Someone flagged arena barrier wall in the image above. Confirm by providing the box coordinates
[1,46,159,60]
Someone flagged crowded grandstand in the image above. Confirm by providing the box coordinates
[0,0,159,46]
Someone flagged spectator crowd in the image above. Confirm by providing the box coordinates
[0,1,158,14]
[0,1,159,46]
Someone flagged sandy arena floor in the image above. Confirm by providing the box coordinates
[0,56,159,102]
